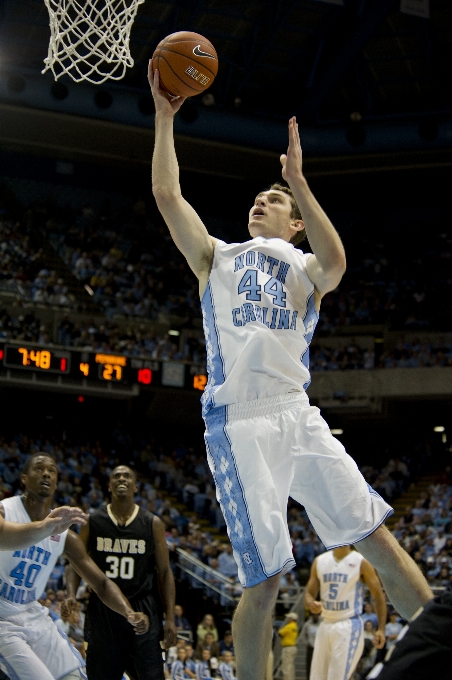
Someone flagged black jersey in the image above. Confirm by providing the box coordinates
[87,505,155,601]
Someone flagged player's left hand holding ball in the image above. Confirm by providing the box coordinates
[128,611,150,635]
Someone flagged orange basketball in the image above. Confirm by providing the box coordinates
[152,31,218,98]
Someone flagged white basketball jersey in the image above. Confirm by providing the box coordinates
[316,550,364,622]
[0,496,67,617]
[201,237,318,414]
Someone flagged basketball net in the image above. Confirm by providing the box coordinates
[42,0,145,84]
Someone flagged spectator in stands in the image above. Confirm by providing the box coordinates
[195,648,215,680]
[217,544,238,579]
[358,619,378,677]
[278,612,299,680]
[170,645,196,680]
[218,631,234,657]
[217,651,235,680]
[385,612,403,650]
[195,632,220,662]
[196,614,219,643]
[362,602,379,629]
[175,604,192,635]
[184,645,197,676]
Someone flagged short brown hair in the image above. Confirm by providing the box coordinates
[268,183,306,246]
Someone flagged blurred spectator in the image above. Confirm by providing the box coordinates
[385,612,403,650]
[218,631,234,657]
[195,632,220,661]
[196,614,219,644]
[300,613,320,680]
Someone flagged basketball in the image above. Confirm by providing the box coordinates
[152,31,218,98]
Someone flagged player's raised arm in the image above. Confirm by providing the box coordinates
[281,117,346,298]
[0,503,88,551]
[304,557,322,614]
[63,529,149,635]
[360,558,387,649]
[149,63,216,292]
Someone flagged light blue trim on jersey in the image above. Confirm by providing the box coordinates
[204,406,267,587]
[55,628,87,680]
[201,281,226,417]
[344,616,363,680]
[353,579,364,618]
[0,651,21,680]
[301,290,319,390]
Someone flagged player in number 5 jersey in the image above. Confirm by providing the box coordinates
[305,546,386,679]
[0,453,148,680]
[65,465,177,680]
[149,63,432,680]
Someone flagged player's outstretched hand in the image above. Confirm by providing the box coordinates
[280,116,303,184]
[60,596,77,621]
[163,619,178,649]
[308,600,322,615]
[43,507,88,536]
[148,62,187,116]
[128,611,150,635]
[373,629,386,649]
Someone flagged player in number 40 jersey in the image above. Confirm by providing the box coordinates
[0,453,148,680]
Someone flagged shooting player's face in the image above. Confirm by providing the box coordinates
[248,190,295,241]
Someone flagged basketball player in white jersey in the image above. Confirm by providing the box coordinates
[149,64,432,680]
[0,452,149,680]
[305,545,386,680]
[0,503,87,550]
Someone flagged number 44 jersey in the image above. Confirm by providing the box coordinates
[87,505,155,600]
[201,237,319,415]
[0,496,67,617]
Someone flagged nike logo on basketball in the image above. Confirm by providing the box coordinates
[193,45,216,59]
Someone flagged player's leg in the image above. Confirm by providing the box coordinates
[0,604,85,680]
[232,574,280,680]
[204,398,296,587]
[328,618,364,680]
[129,596,165,680]
[0,625,56,680]
[309,621,331,680]
[84,597,129,680]
[355,524,433,620]
[289,402,432,620]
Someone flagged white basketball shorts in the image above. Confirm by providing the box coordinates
[0,601,86,680]
[204,392,393,587]
[310,616,364,680]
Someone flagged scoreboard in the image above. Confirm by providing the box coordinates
[0,342,208,397]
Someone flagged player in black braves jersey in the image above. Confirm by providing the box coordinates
[65,465,177,680]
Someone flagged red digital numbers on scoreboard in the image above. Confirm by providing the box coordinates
[137,368,152,385]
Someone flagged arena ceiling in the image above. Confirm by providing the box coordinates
[1,0,451,125]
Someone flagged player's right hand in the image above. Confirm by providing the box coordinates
[148,63,187,115]
[43,507,89,536]
[128,611,150,635]
[309,600,322,614]
[60,596,77,621]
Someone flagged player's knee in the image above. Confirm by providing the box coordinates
[245,574,280,609]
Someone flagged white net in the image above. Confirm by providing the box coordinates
[42,0,145,84]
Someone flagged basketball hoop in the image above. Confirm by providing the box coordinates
[42,0,145,84]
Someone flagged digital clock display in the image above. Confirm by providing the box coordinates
[4,345,71,374]
[1,343,207,394]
